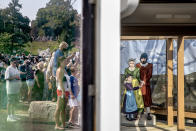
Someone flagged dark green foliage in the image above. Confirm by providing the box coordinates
[0,0,31,54]
[32,0,80,45]
[0,33,12,54]
[0,0,79,54]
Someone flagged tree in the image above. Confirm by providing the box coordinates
[0,33,12,54]
[32,0,80,45]
[0,0,31,54]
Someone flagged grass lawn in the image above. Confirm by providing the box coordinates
[25,41,60,55]
[24,41,79,55]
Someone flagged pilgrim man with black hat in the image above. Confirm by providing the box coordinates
[136,53,153,120]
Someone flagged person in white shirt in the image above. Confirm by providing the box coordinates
[5,58,21,122]
[46,51,56,101]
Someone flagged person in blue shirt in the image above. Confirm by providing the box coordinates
[53,42,68,77]
[50,42,68,102]
[68,67,80,126]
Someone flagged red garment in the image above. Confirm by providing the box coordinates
[57,89,70,98]
[136,63,153,107]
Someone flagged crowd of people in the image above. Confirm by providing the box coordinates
[0,41,81,129]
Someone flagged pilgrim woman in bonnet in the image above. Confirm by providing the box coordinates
[122,58,144,120]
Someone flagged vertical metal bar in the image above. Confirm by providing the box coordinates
[82,0,95,131]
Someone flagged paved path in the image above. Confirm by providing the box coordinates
[121,125,196,131]
[0,102,80,131]
[0,112,80,131]
[0,102,195,131]
[0,120,80,131]
[1,115,196,131]
[121,121,196,131]
[121,113,156,127]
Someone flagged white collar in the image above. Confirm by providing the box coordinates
[128,67,135,71]
[140,63,148,67]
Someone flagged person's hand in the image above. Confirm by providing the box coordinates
[71,95,75,99]
[140,81,145,86]
[50,76,55,81]
[20,71,26,74]
[15,75,20,80]
[38,84,40,88]
[71,53,75,58]
[62,89,65,95]
[49,76,53,80]
[61,93,65,99]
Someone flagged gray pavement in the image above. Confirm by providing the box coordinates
[0,103,195,131]
[121,120,196,131]
[0,112,80,131]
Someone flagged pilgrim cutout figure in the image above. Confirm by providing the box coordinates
[121,75,138,121]
[136,53,153,120]
[121,58,144,120]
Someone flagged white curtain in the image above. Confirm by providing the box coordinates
[121,39,196,75]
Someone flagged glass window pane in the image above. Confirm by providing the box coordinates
[0,0,81,130]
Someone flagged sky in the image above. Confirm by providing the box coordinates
[0,0,82,21]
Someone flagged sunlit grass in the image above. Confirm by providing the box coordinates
[25,41,60,55]
[24,41,79,55]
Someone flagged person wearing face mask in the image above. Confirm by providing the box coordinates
[136,53,153,120]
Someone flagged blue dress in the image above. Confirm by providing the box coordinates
[121,83,138,114]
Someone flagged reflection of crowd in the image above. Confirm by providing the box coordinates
[0,41,81,127]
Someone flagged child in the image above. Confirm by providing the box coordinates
[68,67,80,126]
[121,75,138,121]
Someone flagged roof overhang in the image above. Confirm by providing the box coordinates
[122,3,196,26]
[121,1,196,36]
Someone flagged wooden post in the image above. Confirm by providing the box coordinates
[167,38,174,126]
[177,36,185,131]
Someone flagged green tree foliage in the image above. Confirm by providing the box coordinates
[0,0,31,54]
[0,33,12,54]
[32,0,80,45]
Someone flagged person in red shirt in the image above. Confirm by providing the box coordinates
[136,53,153,120]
